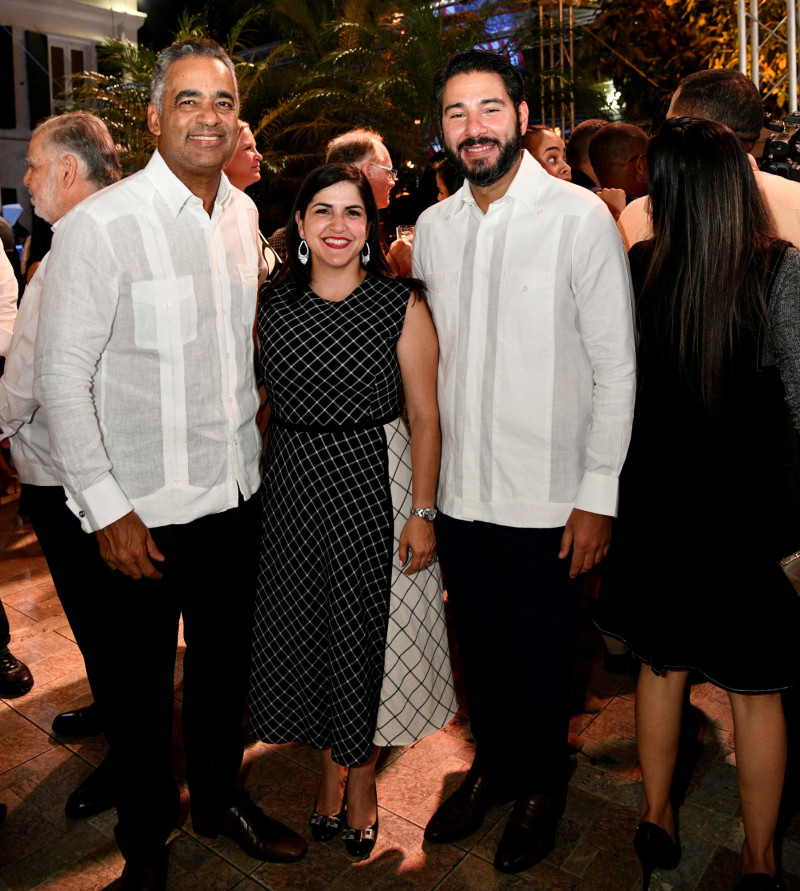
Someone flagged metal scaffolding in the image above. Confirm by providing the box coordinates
[738,0,799,112]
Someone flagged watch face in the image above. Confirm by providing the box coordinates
[413,507,437,521]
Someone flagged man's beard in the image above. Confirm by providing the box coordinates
[445,128,522,188]
[31,174,60,224]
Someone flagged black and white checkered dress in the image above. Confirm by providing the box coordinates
[249,274,412,766]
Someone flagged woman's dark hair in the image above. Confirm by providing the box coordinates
[643,116,781,407]
[269,163,425,300]
[432,156,463,198]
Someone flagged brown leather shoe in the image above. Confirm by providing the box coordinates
[424,769,497,844]
[494,793,560,874]
[193,793,307,862]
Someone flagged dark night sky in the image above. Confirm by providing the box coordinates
[136,0,233,49]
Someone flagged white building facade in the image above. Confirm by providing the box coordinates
[0,0,144,207]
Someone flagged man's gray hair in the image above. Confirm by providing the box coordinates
[33,112,121,188]
[325,128,384,166]
[150,38,239,115]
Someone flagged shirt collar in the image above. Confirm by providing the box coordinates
[143,150,232,217]
[452,149,544,216]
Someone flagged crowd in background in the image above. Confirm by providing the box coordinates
[0,38,799,891]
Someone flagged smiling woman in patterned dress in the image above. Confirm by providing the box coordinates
[248,163,451,858]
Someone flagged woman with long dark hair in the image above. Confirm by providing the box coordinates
[247,163,451,858]
[596,117,800,891]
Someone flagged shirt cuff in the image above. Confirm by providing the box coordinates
[574,471,619,518]
[66,473,134,533]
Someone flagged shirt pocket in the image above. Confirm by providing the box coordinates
[130,276,197,350]
[497,268,556,348]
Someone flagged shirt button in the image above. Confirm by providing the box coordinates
[445,214,450,220]
[78,510,85,518]
[522,285,528,292]
[174,479,182,485]
[537,208,544,215]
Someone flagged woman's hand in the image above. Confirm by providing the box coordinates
[398,515,436,575]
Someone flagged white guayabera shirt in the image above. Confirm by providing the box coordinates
[413,150,637,528]
[34,150,262,533]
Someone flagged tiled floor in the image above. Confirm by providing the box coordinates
[0,490,799,890]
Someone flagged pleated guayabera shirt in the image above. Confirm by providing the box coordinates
[34,150,262,533]
[412,150,637,529]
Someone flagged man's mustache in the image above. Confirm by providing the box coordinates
[458,136,500,152]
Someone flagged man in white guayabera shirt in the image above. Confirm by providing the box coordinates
[1,112,122,821]
[413,50,636,874]
[34,39,305,890]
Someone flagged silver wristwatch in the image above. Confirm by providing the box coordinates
[410,507,437,522]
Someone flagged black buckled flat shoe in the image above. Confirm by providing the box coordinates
[0,651,33,699]
[65,757,116,819]
[494,792,560,874]
[424,769,497,844]
[52,703,103,737]
[193,792,307,862]
[310,805,345,842]
[342,784,378,857]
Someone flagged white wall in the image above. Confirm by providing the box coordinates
[0,0,145,209]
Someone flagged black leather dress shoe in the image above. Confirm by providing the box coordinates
[424,769,497,844]
[0,651,33,699]
[193,792,307,862]
[52,703,103,737]
[65,757,116,818]
[494,793,560,874]
[119,851,168,891]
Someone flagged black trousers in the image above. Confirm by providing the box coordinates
[102,495,258,861]
[435,513,581,798]
[22,484,258,861]
[20,484,114,715]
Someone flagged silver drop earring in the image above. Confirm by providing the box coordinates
[361,242,371,266]
[298,238,310,265]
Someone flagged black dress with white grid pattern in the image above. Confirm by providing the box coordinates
[248,273,409,766]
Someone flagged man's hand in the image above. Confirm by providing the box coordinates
[559,508,612,578]
[596,188,627,221]
[398,516,436,575]
[387,238,413,277]
[95,511,165,580]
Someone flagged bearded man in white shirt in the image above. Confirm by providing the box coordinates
[34,39,305,889]
[412,49,636,874]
